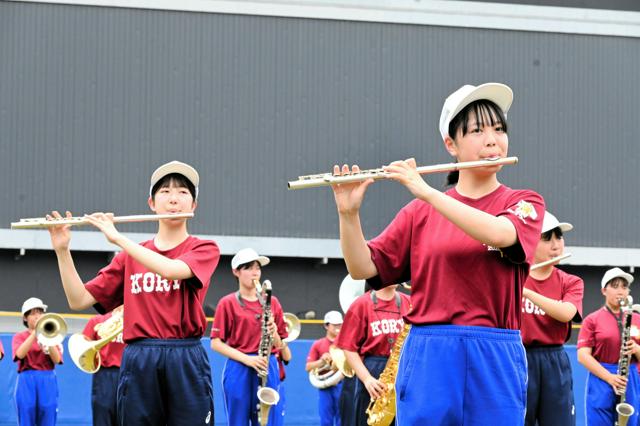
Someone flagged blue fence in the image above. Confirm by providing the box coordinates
[0,334,589,425]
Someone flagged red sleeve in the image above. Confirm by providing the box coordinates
[272,297,288,340]
[211,296,233,341]
[400,293,412,315]
[577,314,596,349]
[180,239,220,290]
[367,204,415,289]
[562,274,584,322]
[307,340,322,362]
[85,251,126,313]
[12,331,27,362]
[335,297,367,353]
[499,190,545,264]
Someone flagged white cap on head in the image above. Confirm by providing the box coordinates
[149,161,200,199]
[231,248,270,270]
[601,267,634,289]
[21,297,47,315]
[323,310,343,325]
[439,83,513,140]
[541,211,573,234]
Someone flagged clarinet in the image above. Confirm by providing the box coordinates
[615,296,635,426]
[255,280,280,426]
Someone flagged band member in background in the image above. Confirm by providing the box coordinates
[578,268,640,426]
[82,305,125,426]
[12,297,63,426]
[336,286,410,426]
[210,248,288,426]
[331,82,544,425]
[306,310,344,426]
[521,211,583,426]
[276,341,292,423]
[47,161,220,425]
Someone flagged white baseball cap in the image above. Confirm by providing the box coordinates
[21,297,47,315]
[601,267,634,289]
[541,211,573,234]
[149,161,200,199]
[439,83,513,140]
[231,248,270,270]
[323,310,343,325]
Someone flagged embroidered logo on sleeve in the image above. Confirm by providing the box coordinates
[507,200,538,224]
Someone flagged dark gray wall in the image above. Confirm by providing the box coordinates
[1,2,639,247]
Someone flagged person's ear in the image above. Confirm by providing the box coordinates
[148,196,156,212]
[443,136,458,158]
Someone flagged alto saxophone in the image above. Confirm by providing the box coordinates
[366,323,411,426]
[616,296,636,426]
[255,279,280,426]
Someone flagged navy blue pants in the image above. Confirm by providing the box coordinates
[396,325,527,426]
[221,354,283,426]
[318,382,342,426]
[117,338,214,426]
[585,362,640,426]
[340,376,357,426]
[92,367,119,426]
[352,356,392,426]
[525,346,575,426]
[14,370,58,426]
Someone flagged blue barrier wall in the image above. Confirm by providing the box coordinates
[0,334,589,425]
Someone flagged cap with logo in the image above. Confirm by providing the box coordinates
[439,83,513,141]
[231,248,270,270]
[149,161,200,199]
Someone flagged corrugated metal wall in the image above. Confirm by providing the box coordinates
[1,2,639,247]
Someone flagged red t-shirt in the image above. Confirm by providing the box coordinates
[85,236,220,342]
[211,292,288,354]
[307,337,335,363]
[335,291,411,357]
[12,330,63,373]
[577,307,640,364]
[368,185,544,330]
[82,312,125,368]
[521,268,584,346]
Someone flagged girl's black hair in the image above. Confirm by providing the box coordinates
[541,228,564,242]
[151,173,196,200]
[237,260,261,271]
[445,100,508,186]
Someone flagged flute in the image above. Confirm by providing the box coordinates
[11,213,194,229]
[287,157,518,190]
[530,253,572,271]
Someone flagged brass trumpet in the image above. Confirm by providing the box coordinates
[35,313,68,348]
[11,213,194,229]
[287,157,518,190]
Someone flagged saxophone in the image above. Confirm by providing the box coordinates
[615,296,635,426]
[256,279,280,426]
[366,323,411,426]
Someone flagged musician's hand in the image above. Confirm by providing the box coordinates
[320,352,333,365]
[47,211,73,251]
[607,373,628,395]
[267,318,278,339]
[83,213,122,245]
[245,355,269,374]
[623,339,638,356]
[363,376,386,400]
[383,158,436,201]
[331,164,374,216]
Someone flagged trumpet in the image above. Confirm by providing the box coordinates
[11,213,194,229]
[287,157,518,190]
[35,313,68,348]
[530,253,572,271]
